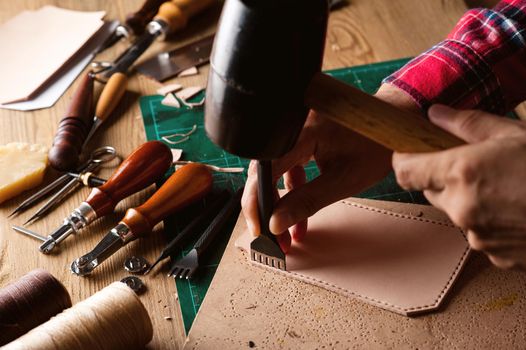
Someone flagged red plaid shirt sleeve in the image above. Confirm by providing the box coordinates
[383,0,526,114]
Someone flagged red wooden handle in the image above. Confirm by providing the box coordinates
[85,141,173,217]
[122,163,213,238]
[48,73,94,171]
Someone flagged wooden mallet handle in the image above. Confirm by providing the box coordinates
[305,72,464,152]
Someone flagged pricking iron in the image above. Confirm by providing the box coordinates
[249,161,286,271]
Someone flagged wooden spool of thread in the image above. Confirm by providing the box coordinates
[4,282,153,350]
[0,269,71,346]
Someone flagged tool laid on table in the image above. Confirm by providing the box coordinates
[169,188,242,279]
[204,0,464,271]
[135,34,214,82]
[14,141,173,254]
[48,70,128,172]
[83,72,128,148]
[12,146,117,224]
[134,0,347,82]
[67,172,106,188]
[98,0,170,52]
[145,189,229,274]
[101,0,215,79]
[71,162,213,276]
[48,72,94,171]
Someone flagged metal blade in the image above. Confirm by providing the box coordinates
[103,30,159,77]
[136,35,214,82]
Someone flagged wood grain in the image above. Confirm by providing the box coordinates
[187,200,526,349]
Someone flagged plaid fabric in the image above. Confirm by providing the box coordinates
[384,0,526,114]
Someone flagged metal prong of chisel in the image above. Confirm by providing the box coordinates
[12,225,47,242]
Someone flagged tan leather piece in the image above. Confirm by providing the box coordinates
[0,6,105,104]
[236,199,470,315]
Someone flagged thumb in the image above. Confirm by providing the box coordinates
[428,104,521,143]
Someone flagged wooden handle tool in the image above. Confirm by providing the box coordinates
[103,0,215,77]
[71,163,213,276]
[38,141,173,254]
[83,72,128,147]
[155,0,216,34]
[126,0,170,35]
[305,73,464,152]
[48,73,94,171]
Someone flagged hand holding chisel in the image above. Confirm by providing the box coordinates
[71,163,213,276]
[38,141,173,254]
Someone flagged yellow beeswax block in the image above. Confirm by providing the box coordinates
[0,143,48,204]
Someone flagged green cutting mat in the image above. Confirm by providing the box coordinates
[140,57,426,334]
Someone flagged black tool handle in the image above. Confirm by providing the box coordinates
[256,160,279,241]
[48,73,94,171]
[164,190,229,256]
[195,188,243,256]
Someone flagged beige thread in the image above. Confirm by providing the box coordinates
[3,282,153,350]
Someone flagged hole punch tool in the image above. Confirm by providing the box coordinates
[13,141,173,254]
[169,188,242,279]
[145,189,230,275]
[71,163,213,276]
[9,146,117,223]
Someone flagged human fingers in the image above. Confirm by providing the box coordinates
[283,165,308,242]
[392,151,453,191]
[467,230,526,270]
[270,169,359,234]
[241,161,260,236]
[428,104,523,143]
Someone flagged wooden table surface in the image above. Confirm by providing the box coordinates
[2,0,522,349]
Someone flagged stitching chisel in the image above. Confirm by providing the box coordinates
[169,188,242,279]
[145,189,229,274]
[70,163,213,276]
[28,141,173,254]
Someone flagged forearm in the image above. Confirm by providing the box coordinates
[382,0,526,115]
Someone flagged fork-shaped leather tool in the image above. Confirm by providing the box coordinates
[170,188,242,279]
